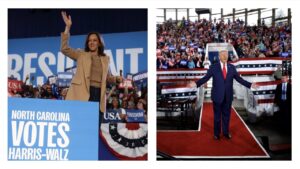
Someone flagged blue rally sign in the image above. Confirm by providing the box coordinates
[126,109,145,123]
[8,98,99,160]
[132,71,147,86]
[8,31,147,86]
[103,109,123,123]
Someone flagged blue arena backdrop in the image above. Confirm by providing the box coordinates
[8,31,147,86]
[8,98,99,160]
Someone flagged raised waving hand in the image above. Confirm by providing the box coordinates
[61,11,72,34]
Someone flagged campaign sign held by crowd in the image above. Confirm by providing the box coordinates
[103,109,123,123]
[133,71,147,86]
[57,72,73,87]
[8,98,98,160]
[8,79,23,92]
[126,109,145,123]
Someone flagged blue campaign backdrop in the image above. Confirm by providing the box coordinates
[8,31,147,86]
[8,98,99,160]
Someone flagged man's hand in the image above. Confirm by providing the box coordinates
[188,81,197,88]
[251,82,259,89]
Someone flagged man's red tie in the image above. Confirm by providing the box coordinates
[222,63,227,79]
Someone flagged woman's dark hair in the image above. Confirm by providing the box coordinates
[84,32,105,56]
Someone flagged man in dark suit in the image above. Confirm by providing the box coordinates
[189,50,257,140]
[274,75,291,132]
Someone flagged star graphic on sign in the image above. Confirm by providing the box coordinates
[118,137,122,142]
[110,125,116,130]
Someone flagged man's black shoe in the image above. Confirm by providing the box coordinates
[214,135,220,140]
[224,133,232,139]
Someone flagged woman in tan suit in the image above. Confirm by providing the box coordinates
[61,11,122,120]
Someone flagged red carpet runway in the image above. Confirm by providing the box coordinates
[157,102,269,159]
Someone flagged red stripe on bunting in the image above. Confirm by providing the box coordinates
[157,68,208,72]
[162,84,190,89]
[257,99,275,104]
[238,71,275,75]
[256,80,282,86]
[229,57,291,64]
[158,79,200,83]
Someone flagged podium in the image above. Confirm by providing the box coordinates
[8,98,99,160]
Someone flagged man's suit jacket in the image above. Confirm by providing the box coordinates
[274,82,292,106]
[61,33,117,113]
[196,62,252,103]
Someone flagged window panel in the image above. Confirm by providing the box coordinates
[178,9,187,20]
[276,8,287,19]
[248,13,258,26]
[223,8,233,15]
[166,9,176,21]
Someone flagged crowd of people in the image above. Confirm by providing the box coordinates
[157,17,292,70]
[8,76,68,100]
[106,82,148,121]
[8,75,148,121]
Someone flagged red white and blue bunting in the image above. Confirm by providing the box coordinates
[231,58,284,75]
[161,84,198,100]
[157,58,291,117]
[157,58,288,82]
[100,123,148,160]
[157,69,207,83]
